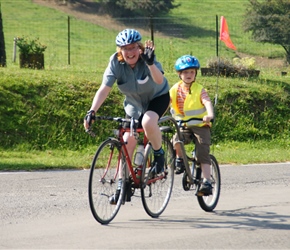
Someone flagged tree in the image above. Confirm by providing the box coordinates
[99,0,179,17]
[243,0,290,64]
[0,3,6,67]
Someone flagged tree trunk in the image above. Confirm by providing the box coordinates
[0,3,7,67]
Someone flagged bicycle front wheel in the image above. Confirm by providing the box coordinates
[197,154,221,212]
[88,138,126,225]
[141,135,175,218]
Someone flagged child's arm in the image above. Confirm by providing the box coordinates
[201,88,214,123]
[203,100,214,123]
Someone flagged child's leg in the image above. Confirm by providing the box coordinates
[192,126,211,181]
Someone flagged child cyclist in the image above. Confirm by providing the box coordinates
[170,55,214,196]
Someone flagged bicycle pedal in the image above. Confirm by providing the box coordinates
[196,192,209,197]
[196,190,212,197]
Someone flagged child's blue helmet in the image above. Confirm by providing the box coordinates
[116,29,142,47]
[175,55,200,71]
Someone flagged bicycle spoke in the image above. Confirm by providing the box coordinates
[88,139,125,225]
[141,136,174,218]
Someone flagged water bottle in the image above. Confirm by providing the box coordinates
[134,144,144,166]
[134,144,144,179]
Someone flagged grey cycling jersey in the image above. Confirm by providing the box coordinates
[102,52,169,119]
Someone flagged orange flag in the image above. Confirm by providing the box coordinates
[220,16,237,50]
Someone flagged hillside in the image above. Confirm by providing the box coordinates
[33,0,120,30]
[32,0,285,69]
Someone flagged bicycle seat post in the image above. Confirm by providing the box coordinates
[129,117,139,141]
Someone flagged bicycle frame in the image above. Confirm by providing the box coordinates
[92,116,165,187]
[158,116,196,184]
[116,125,166,187]
[120,129,147,186]
[90,116,172,187]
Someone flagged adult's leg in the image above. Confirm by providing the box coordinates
[123,132,137,160]
[143,93,170,150]
[142,111,161,150]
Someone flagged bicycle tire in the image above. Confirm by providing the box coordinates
[197,154,221,212]
[88,138,126,225]
[141,135,175,218]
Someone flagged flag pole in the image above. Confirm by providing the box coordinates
[215,15,219,107]
[216,15,219,58]
[211,15,219,154]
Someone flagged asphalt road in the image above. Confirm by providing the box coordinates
[1,162,290,249]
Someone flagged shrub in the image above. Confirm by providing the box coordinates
[1,69,289,150]
[206,56,259,77]
[16,36,47,55]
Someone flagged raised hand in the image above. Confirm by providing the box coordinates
[140,40,155,65]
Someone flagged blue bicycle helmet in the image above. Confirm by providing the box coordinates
[175,55,200,71]
[116,29,142,47]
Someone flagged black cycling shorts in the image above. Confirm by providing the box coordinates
[125,92,170,128]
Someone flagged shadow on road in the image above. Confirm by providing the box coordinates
[109,203,290,231]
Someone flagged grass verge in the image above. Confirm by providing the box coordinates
[1,139,289,171]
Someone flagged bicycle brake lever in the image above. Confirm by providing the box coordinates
[86,128,96,137]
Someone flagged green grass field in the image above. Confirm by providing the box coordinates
[1,0,287,71]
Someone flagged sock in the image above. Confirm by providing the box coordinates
[153,147,164,156]
[203,178,211,184]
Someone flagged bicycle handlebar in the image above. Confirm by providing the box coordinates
[86,115,212,138]
[175,117,214,125]
[158,115,213,142]
[175,117,203,123]
[86,116,139,137]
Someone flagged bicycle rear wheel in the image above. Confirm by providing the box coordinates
[197,154,221,212]
[141,135,175,218]
[88,138,126,225]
